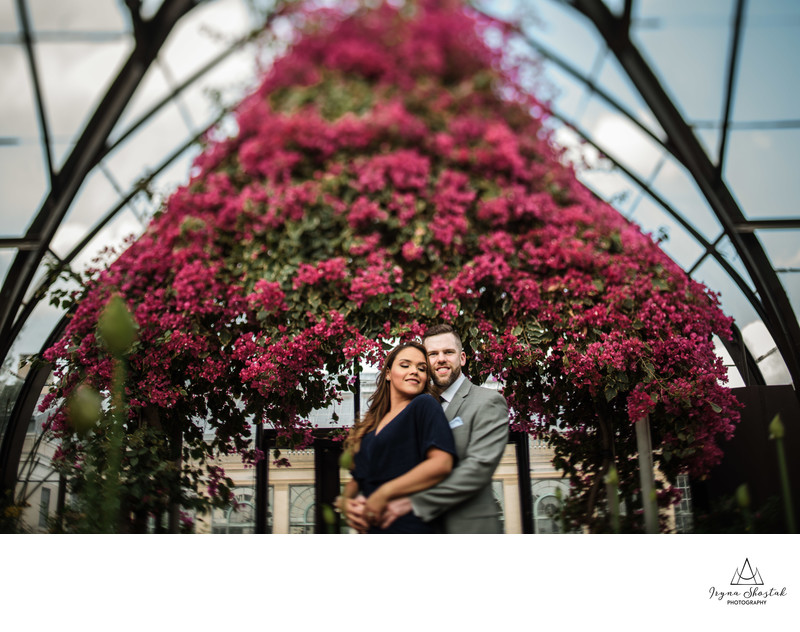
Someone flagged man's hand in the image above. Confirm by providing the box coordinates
[344,495,368,533]
[380,497,413,529]
[364,487,390,525]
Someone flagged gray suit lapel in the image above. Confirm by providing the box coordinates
[445,378,472,421]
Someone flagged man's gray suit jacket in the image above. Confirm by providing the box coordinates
[411,378,509,533]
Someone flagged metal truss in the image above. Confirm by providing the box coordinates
[2,0,798,501]
[561,0,800,395]
[0,0,268,495]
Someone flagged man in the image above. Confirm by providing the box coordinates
[346,324,509,533]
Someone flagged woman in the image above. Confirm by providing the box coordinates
[336,341,456,533]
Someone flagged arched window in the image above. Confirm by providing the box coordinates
[532,479,571,534]
[289,485,315,534]
[212,487,272,534]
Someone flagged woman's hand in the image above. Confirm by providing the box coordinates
[364,487,390,525]
[342,495,369,533]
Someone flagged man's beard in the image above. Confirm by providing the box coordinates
[432,363,462,390]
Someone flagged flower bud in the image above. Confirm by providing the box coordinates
[67,384,102,435]
[321,504,337,527]
[98,295,138,355]
[769,413,784,440]
[735,484,750,509]
[604,464,619,488]
[339,449,354,471]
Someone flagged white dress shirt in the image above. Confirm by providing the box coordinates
[438,373,466,412]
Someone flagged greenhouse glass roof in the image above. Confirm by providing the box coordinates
[1,0,798,440]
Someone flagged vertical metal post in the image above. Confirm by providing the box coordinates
[313,434,343,533]
[635,415,658,533]
[255,425,271,534]
[353,358,361,421]
[55,472,67,531]
[513,431,534,533]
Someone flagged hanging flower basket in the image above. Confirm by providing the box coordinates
[41,0,740,532]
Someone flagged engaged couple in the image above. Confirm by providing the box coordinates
[335,324,509,534]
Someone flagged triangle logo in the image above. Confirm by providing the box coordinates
[731,558,764,585]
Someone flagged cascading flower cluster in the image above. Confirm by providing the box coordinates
[41,0,739,532]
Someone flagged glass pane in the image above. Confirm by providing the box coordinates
[69,207,144,274]
[0,145,47,235]
[725,129,800,219]
[628,196,706,271]
[715,234,756,293]
[523,0,604,77]
[758,229,800,271]
[15,380,63,533]
[713,335,745,389]
[760,228,800,316]
[578,167,639,217]
[36,41,132,145]
[102,102,193,193]
[595,54,665,140]
[0,247,15,288]
[635,0,734,20]
[179,43,262,130]
[110,64,174,144]
[776,270,800,323]
[632,7,731,123]
[17,283,68,357]
[145,147,198,212]
[158,0,255,86]
[740,320,793,385]
[734,13,800,122]
[51,167,127,259]
[289,485,315,533]
[531,478,570,534]
[27,0,126,31]
[691,256,760,332]
[204,430,259,533]
[0,0,15,29]
[0,46,40,139]
[650,155,724,242]
[582,100,665,182]
[695,126,721,167]
[538,61,592,122]
[0,357,24,442]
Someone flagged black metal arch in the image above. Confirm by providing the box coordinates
[0,0,285,497]
[561,0,800,396]
[487,0,799,392]
[0,0,200,367]
[1,0,798,512]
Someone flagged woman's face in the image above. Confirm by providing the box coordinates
[386,347,429,400]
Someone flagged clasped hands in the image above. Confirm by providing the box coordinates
[342,493,413,533]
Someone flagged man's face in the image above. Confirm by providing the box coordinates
[424,333,466,390]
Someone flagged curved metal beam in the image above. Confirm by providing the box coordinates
[715,0,746,175]
[498,25,766,320]
[0,0,198,374]
[0,18,266,370]
[15,0,55,186]
[0,101,241,495]
[539,96,767,318]
[567,0,800,393]
[0,2,289,497]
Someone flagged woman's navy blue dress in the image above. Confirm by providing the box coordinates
[352,394,456,533]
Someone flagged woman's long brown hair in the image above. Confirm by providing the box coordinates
[343,341,433,456]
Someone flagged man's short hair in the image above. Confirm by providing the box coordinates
[422,323,463,351]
